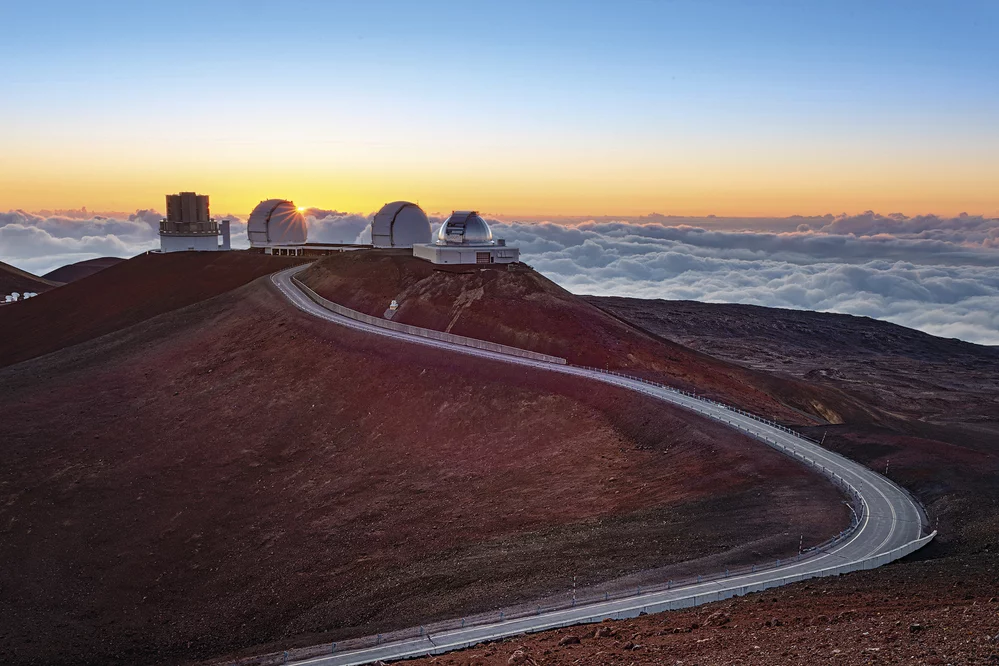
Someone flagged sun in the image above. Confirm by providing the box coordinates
[297,206,307,212]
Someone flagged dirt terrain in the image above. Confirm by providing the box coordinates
[404,554,999,666]
[587,297,999,557]
[42,256,126,283]
[299,252,868,426]
[0,264,848,666]
[587,297,999,428]
[0,251,305,367]
[0,259,62,295]
[391,296,999,666]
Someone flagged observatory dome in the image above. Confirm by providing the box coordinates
[371,201,432,248]
[247,199,307,247]
[436,211,493,246]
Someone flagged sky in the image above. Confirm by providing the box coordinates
[2,0,998,217]
[2,2,998,345]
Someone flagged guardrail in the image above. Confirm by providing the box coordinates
[292,276,567,365]
[245,272,935,666]
[239,527,936,666]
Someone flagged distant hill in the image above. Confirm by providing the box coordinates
[0,251,307,367]
[585,296,999,427]
[0,260,62,296]
[42,256,125,283]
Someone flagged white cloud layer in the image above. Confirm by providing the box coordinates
[489,213,999,346]
[2,209,997,345]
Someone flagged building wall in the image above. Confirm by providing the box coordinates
[165,192,210,223]
[159,233,221,253]
[413,244,520,265]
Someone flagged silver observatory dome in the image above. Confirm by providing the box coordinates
[436,211,494,245]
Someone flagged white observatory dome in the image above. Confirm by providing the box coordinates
[247,199,307,247]
[436,211,493,246]
[371,201,432,248]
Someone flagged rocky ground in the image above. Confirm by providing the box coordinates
[404,555,999,666]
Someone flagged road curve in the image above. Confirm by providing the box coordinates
[268,264,931,666]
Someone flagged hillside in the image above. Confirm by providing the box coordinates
[402,554,999,666]
[42,256,126,283]
[586,297,999,426]
[0,251,306,367]
[0,259,62,295]
[585,296,999,555]
[299,251,875,426]
[390,296,999,666]
[0,272,848,666]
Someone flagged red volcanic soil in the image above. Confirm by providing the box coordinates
[392,298,999,666]
[587,297,999,556]
[0,259,62,295]
[0,251,306,367]
[299,252,869,426]
[0,277,847,666]
[403,555,999,666]
[587,296,999,427]
[42,256,126,283]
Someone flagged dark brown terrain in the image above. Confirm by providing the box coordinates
[395,296,999,666]
[0,251,306,367]
[42,256,126,283]
[0,254,848,666]
[299,252,870,426]
[587,297,999,429]
[587,297,999,557]
[0,259,62,295]
[405,555,999,666]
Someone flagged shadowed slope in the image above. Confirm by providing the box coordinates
[42,256,126,283]
[0,276,847,666]
[0,251,305,367]
[0,259,62,294]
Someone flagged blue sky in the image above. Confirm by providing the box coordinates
[2,0,997,216]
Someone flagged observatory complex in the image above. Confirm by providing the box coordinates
[158,192,230,253]
[158,191,520,266]
[413,211,520,265]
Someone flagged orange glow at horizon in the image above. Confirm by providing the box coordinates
[3,131,997,219]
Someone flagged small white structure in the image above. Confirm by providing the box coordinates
[159,192,229,252]
[247,199,308,248]
[413,211,520,265]
[371,201,432,248]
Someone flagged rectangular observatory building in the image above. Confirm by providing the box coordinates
[159,192,230,252]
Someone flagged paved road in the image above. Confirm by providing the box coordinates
[270,265,931,666]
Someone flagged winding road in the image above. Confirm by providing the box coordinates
[269,264,932,666]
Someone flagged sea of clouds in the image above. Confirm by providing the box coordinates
[2,208,997,345]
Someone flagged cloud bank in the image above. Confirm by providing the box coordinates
[2,209,997,345]
[489,213,999,345]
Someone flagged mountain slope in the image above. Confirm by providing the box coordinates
[586,297,999,427]
[42,256,126,283]
[0,251,306,367]
[299,251,875,425]
[0,275,847,666]
[0,259,62,295]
